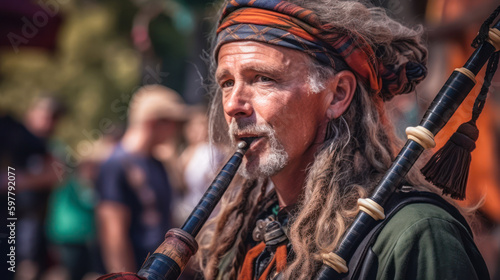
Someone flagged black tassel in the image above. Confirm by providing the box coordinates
[421,49,499,200]
[421,121,478,200]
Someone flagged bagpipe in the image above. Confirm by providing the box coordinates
[316,6,500,280]
[99,6,500,280]
[137,140,253,280]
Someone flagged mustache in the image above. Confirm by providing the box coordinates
[228,120,274,142]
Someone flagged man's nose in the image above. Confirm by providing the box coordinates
[223,84,253,119]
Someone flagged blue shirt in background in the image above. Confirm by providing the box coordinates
[97,145,173,269]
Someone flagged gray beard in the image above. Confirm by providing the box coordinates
[228,121,288,180]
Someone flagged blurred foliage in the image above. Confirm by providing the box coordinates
[0,0,220,149]
[0,0,141,146]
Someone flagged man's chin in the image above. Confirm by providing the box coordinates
[237,143,288,180]
[238,158,285,180]
[238,159,262,180]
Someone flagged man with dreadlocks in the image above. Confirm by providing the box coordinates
[95,0,491,279]
[195,0,490,279]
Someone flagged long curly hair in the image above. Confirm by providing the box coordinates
[196,1,441,279]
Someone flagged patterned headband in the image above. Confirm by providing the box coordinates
[215,0,427,100]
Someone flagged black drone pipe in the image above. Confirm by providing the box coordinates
[137,140,253,280]
[316,14,500,280]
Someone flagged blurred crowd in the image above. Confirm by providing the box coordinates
[1,89,223,280]
[1,0,500,279]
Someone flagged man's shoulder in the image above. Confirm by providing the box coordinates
[389,202,464,226]
[97,147,134,184]
[370,201,487,280]
[375,202,468,246]
[372,191,471,246]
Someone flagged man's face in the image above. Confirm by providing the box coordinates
[216,41,331,179]
[26,106,59,139]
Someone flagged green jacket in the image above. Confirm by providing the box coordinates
[372,203,488,280]
[218,194,489,279]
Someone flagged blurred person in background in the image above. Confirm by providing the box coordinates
[0,109,51,280]
[174,108,224,225]
[0,96,66,279]
[171,108,225,280]
[1,96,66,280]
[45,136,118,280]
[96,84,189,272]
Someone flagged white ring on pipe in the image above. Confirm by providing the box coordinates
[321,252,348,274]
[357,198,385,221]
[405,126,436,149]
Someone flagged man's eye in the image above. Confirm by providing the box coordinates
[221,80,234,88]
[257,75,274,83]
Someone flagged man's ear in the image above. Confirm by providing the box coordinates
[325,70,356,120]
